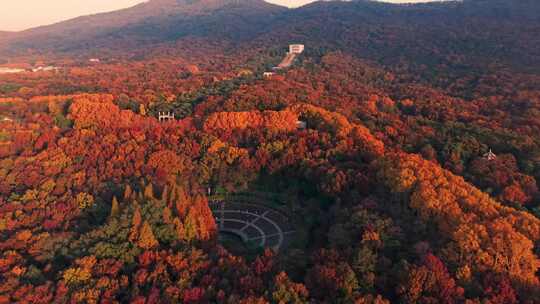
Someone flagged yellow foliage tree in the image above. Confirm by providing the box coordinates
[129,207,142,242]
[181,215,198,242]
[163,206,173,224]
[76,192,95,210]
[124,185,133,200]
[143,183,154,199]
[139,104,147,116]
[138,221,159,250]
[63,267,91,286]
[110,196,120,218]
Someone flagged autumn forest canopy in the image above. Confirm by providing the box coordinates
[1,0,540,303]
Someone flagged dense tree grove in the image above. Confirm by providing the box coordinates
[1,0,540,303]
[1,59,540,301]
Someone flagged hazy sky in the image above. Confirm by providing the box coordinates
[0,0,442,31]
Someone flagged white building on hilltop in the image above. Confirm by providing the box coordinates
[289,44,305,54]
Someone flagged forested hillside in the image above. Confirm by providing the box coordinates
[0,0,285,57]
[1,0,540,303]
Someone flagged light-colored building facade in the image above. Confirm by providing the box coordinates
[289,44,305,54]
[0,67,26,74]
[32,66,59,72]
[158,112,175,122]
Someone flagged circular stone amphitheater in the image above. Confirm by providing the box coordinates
[209,199,296,252]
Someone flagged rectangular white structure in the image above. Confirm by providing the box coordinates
[289,44,305,54]
[0,67,25,74]
[32,66,59,72]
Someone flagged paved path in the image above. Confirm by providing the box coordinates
[277,53,297,69]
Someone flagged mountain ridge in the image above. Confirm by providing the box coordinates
[1,0,539,73]
[0,0,285,56]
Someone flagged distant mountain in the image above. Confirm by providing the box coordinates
[1,0,539,79]
[0,0,286,56]
[261,0,540,65]
[0,31,12,39]
[19,0,284,36]
[236,0,540,89]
